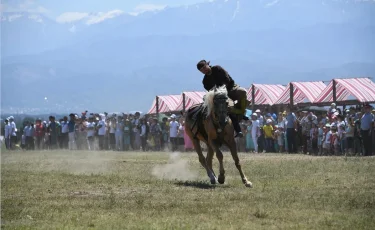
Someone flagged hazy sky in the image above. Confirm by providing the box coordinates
[1,0,206,18]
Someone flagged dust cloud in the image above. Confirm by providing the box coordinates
[152,152,198,181]
[2,150,114,175]
[55,151,112,175]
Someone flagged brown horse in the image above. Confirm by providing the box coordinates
[185,85,252,187]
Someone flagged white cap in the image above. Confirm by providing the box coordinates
[252,113,257,117]
[170,114,176,119]
[255,109,261,113]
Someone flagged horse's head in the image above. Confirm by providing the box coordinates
[204,85,229,128]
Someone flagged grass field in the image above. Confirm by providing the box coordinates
[1,150,375,230]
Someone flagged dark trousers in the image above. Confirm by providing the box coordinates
[170,137,178,152]
[265,138,274,152]
[60,133,69,149]
[109,133,116,150]
[361,130,372,156]
[302,134,308,154]
[141,136,148,151]
[5,137,10,149]
[10,136,17,149]
[286,128,297,153]
[25,136,34,150]
[258,131,265,153]
[35,136,43,149]
[98,135,105,150]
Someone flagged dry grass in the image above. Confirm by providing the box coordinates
[1,150,375,229]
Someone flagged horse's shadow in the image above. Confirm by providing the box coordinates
[174,180,231,189]
[174,180,215,189]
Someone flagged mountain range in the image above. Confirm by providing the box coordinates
[1,0,375,114]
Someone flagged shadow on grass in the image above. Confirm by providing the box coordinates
[174,180,219,189]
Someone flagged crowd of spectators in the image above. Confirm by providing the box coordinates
[2,103,374,156]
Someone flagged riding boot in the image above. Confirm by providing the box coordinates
[229,114,243,138]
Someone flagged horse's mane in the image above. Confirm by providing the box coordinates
[204,85,228,116]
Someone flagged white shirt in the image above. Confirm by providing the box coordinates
[109,121,116,133]
[278,118,286,129]
[86,122,96,137]
[23,125,34,137]
[115,121,123,134]
[61,121,69,133]
[133,119,139,133]
[169,121,179,138]
[4,123,11,137]
[325,131,332,144]
[97,120,106,135]
[178,125,184,137]
[258,116,264,126]
[251,120,259,137]
[10,121,17,136]
[140,124,147,136]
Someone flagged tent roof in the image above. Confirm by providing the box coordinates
[314,78,375,104]
[148,95,181,114]
[274,81,326,105]
[246,84,285,105]
[175,91,206,111]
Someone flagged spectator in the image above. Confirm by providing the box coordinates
[263,119,274,152]
[251,113,260,153]
[169,114,179,152]
[361,104,374,156]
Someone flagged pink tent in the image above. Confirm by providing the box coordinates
[148,95,181,114]
[246,84,285,105]
[274,81,327,105]
[314,78,375,104]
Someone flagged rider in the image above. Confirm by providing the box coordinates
[197,60,247,138]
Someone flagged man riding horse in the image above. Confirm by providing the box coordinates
[197,60,247,138]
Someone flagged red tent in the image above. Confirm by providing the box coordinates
[314,78,375,104]
[148,95,181,114]
[246,84,285,105]
[175,91,206,111]
[274,81,326,105]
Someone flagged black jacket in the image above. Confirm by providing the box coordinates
[202,65,236,91]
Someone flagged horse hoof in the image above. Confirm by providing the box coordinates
[245,181,253,188]
[218,175,225,184]
[210,178,217,185]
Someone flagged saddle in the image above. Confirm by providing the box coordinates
[187,98,250,139]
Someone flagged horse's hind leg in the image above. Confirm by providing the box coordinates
[192,138,217,184]
[225,138,253,188]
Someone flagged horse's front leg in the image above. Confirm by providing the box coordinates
[210,139,225,184]
[191,138,216,184]
[206,146,217,182]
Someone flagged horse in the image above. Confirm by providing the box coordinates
[184,85,253,187]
